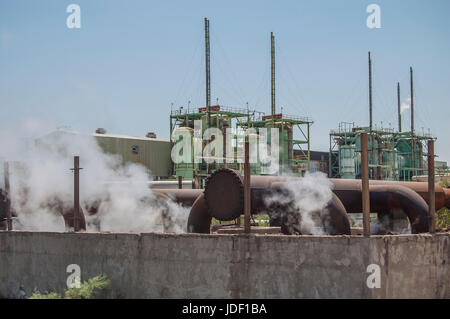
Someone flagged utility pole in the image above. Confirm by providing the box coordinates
[205,18,211,129]
[428,139,436,233]
[271,32,276,118]
[397,82,402,132]
[368,52,374,178]
[71,156,82,232]
[361,133,370,237]
[244,140,251,233]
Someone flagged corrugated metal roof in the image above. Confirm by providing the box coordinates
[93,133,170,142]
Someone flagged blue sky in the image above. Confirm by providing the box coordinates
[1,0,449,161]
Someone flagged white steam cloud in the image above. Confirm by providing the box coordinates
[264,172,333,235]
[400,98,411,114]
[0,119,188,233]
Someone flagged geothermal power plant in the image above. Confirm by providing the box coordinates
[0,18,448,299]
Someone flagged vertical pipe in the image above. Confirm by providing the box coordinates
[271,32,275,118]
[428,139,436,232]
[410,67,415,174]
[178,175,183,189]
[73,156,80,232]
[205,18,211,129]
[244,140,251,233]
[4,162,12,231]
[397,82,402,132]
[361,133,371,237]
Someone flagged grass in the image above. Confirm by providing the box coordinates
[436,208,450,230]
[28,274,110,299]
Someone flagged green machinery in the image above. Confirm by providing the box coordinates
[329,122,434,181]
[169,21,314,182]
[170,105,313,180]
[239,113,313,176]
[170,105,262,180]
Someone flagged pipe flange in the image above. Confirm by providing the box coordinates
[204,168,244,221]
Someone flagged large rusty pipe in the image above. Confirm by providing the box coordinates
[201,169,440,234]
[331,179,447,212]
[243,175,447,210]
[369,184,429,233]
[201,169,351,235]
[187,193,211,233]
[269,191,351,235]
[271,180,430,233]
[444,188,450,209]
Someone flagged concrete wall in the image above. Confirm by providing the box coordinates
[0,231,448,299]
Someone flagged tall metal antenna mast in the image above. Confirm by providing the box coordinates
[205,18,211,128]
[368,52,373,133]
[397,82,402,132]
[410,67,414,136]
[271,32,276,118]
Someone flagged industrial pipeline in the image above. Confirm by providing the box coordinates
[184,168,450,235]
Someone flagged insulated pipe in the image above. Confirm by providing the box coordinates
[271,181,430,233]
[187,194,211,233]
[201,169,441,234]
[246,176,446,211]
[368,180,446,210]
[444,188,450,209]
[152,189,203,207]
[270,192,350,235]
[201,168,351,235]
[368,184,429,233]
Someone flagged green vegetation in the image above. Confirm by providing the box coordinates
[212,214,270,227]
[28,274,110,299]
[439,177,449,188]
[436,208,450,230]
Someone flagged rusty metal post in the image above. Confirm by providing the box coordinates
[4,162,12,231]
[178,175,183,189]
[73,156,80,232]
[361,133,371,236]
[244,140,251,233]
[428,139,436,232]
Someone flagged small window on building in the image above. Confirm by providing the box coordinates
[132,145,139,154]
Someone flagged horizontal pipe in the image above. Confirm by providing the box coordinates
[152,189,203,207]
[200,169,437,234]
[200,169,351,235]
[251,177,446,211]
